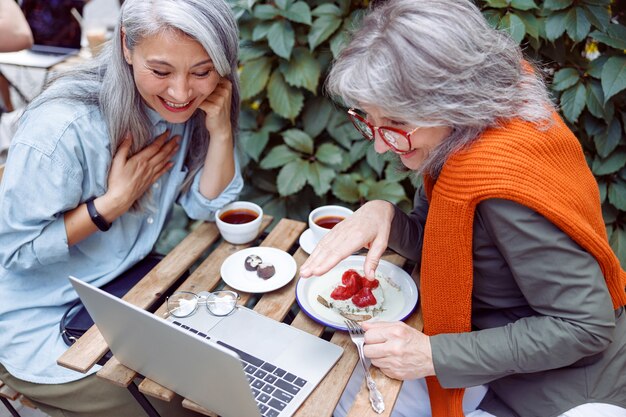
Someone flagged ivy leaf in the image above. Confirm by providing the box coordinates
[510,0,537,11]
[349,141,369,165]
[329,10,363,57]
[308,15,342,50]
[585,80,605,119]
[594,118,622,158]
[282,129,314,154]
[267,70,304,120]
[365,181,406,204]
[608,177,626,211]
[584,113,606,136]
[240,56,272,100]
[587,55,608,79]
[598,180,608,204]
[601,56,626,103]
[516,11,541,39]
[590,25,626,49]
[483,9,503,28]
[330,29,349,58]
[261,112,287,133]
[282,1,312,25]
[327,111,362,148]
[274,0,290,10]
[560,82,586,122]
[332,174,360,203]
[253,4,280,19]
[252,22,272,41]
[239,109,257,131]
[239,130,270,162]
[239,43,270,62]
[545,10,568,40]
[499,12,526,43]
[316,143,344,166]
[303,96,333,137]
[385,163,410,182]
[306,162,336,195]
[552,67,580,91]
[543,0,573,11]
[592,149,626,176]
[260,144,299,169]
[277,159,309,196]
[279,47,321,93]
[366,145,385,176]
[484,0,508,8]
[609,226,626,268]
[267,20,295,59]
[311,4,342,16]
[564,7,591,43]
[583,5,610,31]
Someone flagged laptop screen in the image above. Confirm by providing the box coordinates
[20,0,85,49]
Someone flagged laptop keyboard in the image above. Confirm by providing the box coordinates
[172,321,308,417]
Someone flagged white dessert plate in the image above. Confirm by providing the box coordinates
[221,247,297,293]
[298,228,319,254]
[296,255,418,331]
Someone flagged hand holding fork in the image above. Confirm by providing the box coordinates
[345,319,385,414]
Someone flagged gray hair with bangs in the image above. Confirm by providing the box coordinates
[326,0,554,176]
[30,0,240,201]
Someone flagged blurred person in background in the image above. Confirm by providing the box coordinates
[0,0,33,162]
[0,0,242,415]
[300,0,626,416]
[0,0,33,112]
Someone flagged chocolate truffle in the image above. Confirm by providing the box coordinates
[244,254,262,271]
[256,262,275,279]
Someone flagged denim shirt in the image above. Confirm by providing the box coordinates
[0,99,243,383]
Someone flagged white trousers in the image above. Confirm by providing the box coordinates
[334,365,626,417]
[468,403,626,417]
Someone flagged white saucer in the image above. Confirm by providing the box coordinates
[220,247,297,293]
[298,229,320,254]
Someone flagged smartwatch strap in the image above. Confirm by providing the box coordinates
[86,197,111,232]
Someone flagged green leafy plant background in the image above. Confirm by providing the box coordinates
[157,0,626,268]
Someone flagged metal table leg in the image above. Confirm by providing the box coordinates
[0,397,21,417]
[127,381,162,417]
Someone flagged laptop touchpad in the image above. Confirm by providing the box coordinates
[209,307,297,360]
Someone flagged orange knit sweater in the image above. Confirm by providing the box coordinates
[420,113,626,416]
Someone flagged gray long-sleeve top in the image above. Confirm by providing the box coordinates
[389,188,626,417]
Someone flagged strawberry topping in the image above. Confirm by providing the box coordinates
[330,269,379,306]
[351,287,377,307]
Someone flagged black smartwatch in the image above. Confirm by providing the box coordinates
[85,197,112,232]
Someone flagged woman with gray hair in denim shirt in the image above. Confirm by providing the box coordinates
[0,0,243,415]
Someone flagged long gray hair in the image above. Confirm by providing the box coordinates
[326,0,554,177]
[30,0,240,197]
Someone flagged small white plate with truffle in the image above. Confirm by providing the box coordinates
[220,247,298,293]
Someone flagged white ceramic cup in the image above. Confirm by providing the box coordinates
[308,205,354,242]
[215,201,263,245]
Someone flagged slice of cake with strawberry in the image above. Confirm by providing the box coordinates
[316,269,385,321]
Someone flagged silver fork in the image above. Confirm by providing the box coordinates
[344,319,385,414]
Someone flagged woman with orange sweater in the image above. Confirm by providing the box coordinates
[299,0,626,416]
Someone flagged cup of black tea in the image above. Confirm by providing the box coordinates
[215,201,263,244]
[308,205,354,242]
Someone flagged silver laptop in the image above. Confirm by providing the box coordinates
[0,45,79,69]
[0,1,81,69]
[69,276,343,417]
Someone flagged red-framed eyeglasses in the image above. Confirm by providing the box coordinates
[347,108,418,155]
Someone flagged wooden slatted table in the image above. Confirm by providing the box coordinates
[57,216,422,417]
